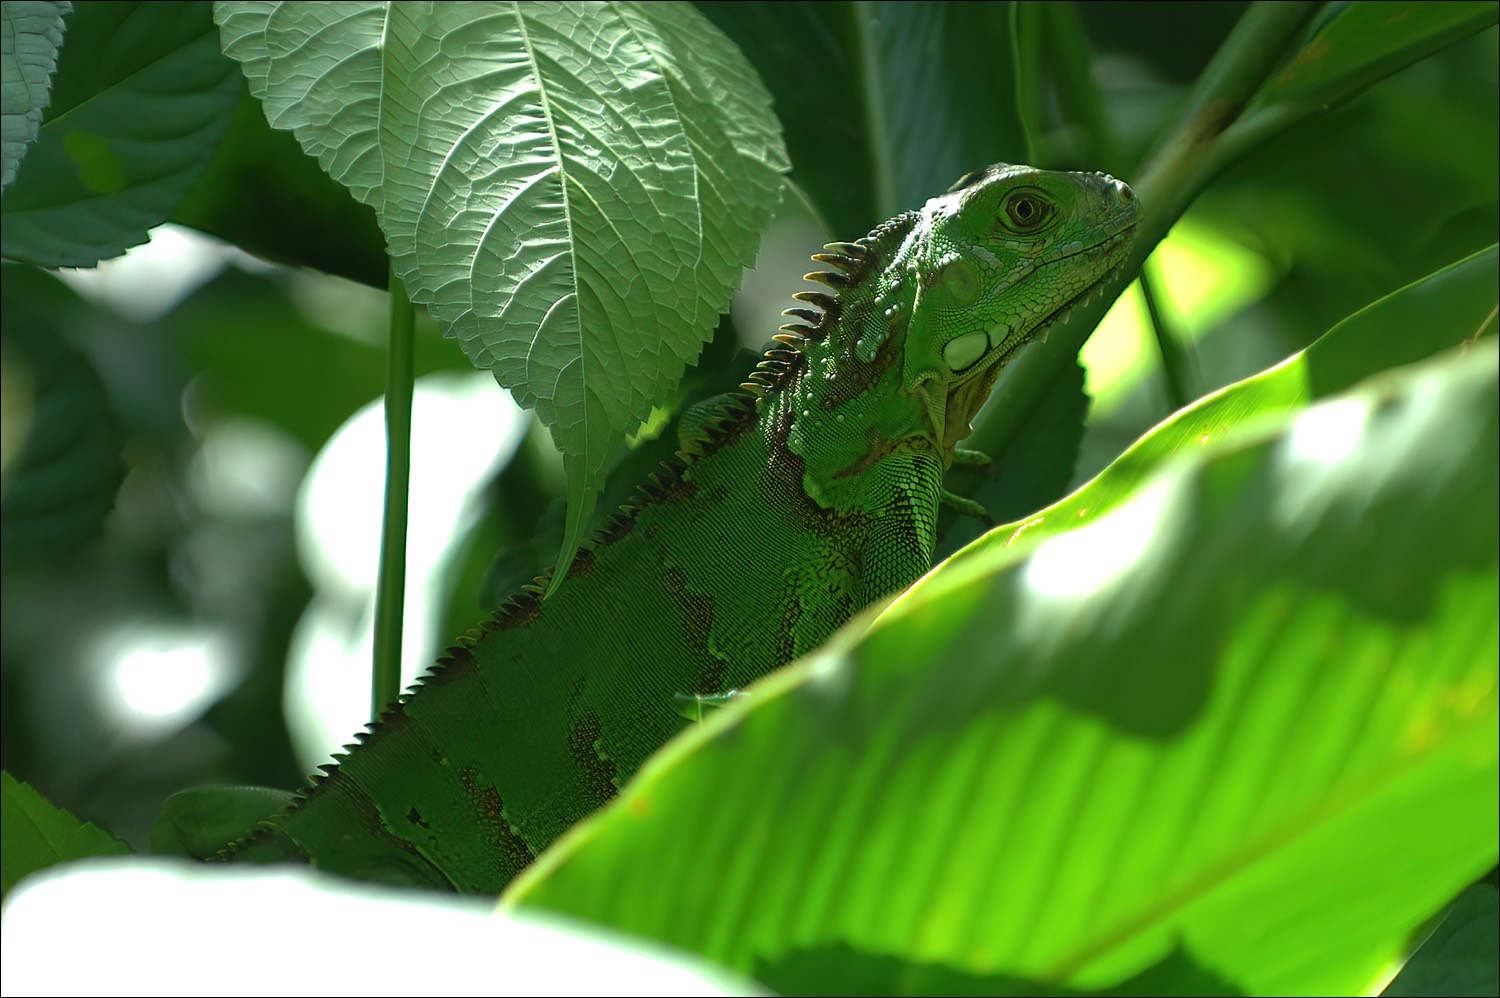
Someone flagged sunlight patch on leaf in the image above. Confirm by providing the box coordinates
[1022,473,1174,601]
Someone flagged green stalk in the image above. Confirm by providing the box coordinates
[961,1,1317,465]
[373,266,415,719]
[1139,263,1193,411]
[959,0,1496,492]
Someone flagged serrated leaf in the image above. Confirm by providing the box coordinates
[0,1,242,266]
[1,771,130,897]
[213,1,787,577]
[512,339,1499,996]
[0,0,70,191]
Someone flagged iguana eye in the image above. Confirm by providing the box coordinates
[1003,191,1052,231]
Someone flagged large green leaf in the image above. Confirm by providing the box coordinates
[1,771,129,898]
[213,1,788,574]
[962,244,1497,559]
[510,340,1498,994]
[0,0,69,191]
[0,1,242,266]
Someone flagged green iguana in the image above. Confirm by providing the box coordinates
[221,163,1139,893]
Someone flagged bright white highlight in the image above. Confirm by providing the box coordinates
[1,860,751,996]
[98,627,233,728]
[56,225,270,323]
[1272,394,1375,538]
[186,417,309,519]
[1023,474,1175,601]
[287,372,525,770]
[1284,395,1366,468]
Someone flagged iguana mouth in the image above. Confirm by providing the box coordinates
[973,220,1138,376]
[939,221,1138,454]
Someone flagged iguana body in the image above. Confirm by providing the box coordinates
[228,164,1139,892]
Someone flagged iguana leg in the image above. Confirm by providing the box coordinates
[153,786,294,860]
[855,452,946,605]
[944,449,993,521]
[941,490,992,522]
[951,448,991,466]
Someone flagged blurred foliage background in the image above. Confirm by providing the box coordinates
[1,0,1495,860]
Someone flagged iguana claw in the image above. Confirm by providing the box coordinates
[941,490,992,523]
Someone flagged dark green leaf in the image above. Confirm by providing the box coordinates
[0,1,241,266]
[0,269,124,561]
[1382,885,1500,998]
[2,770,130,897]
[172,90,388,287]
[0,0,70,190]
[701,1,1028,234]
[1257,1,1499,110]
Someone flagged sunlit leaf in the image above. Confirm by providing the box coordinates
[213,1,788,574]
[511,341,1498,996]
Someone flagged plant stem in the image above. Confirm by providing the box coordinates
[1140,264,1193,411]
[373,266,415,720]
[961,2,1317,465]
[1128,1,1318,258]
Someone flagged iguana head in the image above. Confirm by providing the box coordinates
[899,164,1140,455]
[762,163,1138,506]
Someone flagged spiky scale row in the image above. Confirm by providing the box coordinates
[809,252,859,273]
[224,167,1140,893]
[802,270,853,289]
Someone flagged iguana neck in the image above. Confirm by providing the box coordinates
[745,210,928,510]
[748,165,1138,511]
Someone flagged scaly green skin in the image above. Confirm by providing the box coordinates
[227,164,1139,892]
